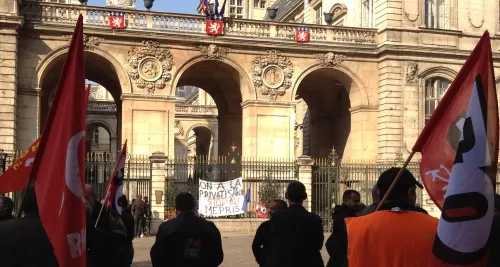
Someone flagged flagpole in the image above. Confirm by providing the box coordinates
[15,179,32,219]
[375,151,416,211]
[94,185,110,228]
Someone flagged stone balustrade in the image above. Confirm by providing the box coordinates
[175,105,217,115]
[22,1,377,44]
[87,101,117,112]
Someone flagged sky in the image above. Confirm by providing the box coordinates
[86,0,200,14]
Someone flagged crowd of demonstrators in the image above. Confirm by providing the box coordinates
[251,199,288,267]
[0,195,14,221]
[150,192,224,267]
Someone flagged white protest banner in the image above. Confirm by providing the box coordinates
[198,177,245,217]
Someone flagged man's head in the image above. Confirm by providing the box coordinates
[144,196,149,203]
[137,195,143,201]
[85,184,97,205]
[269,199,287,217]
[342,190,361,211]
[376,168,423,205]
[372,184,380,204]
[175,192,195,212]
[285,181,307,204]
[118,195,129,208]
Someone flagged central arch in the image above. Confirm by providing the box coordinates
[173,58,251,157]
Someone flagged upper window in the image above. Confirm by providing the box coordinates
[361,0,373,27]
[253,0,266,8]
[315,6,323,25]
[230,0,244,18]
[424,0,449,29]
[425,77,451,123]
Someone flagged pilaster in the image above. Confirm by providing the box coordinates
[296,155,314,212]
[149,151,167,235]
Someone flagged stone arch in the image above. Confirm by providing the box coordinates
[35,46,132,95]
[329,3,348,16]
[418,66,458,81]
[291,64,369,107]
[185,123,217,140]
[86,120,115,137]
[170,55,255,101]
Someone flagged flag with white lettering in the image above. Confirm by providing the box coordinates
[103,140,127,215]
[32,15,87,267]
[0,138,40,194]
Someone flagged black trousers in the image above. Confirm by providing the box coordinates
[134,216,144,236]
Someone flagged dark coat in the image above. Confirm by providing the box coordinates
[0,213,58,267]
[487,214,500,267]
[252,220,270,267]
[266,204,324,267]
[121,206,135,244]
[326,201,428,267]
[359,203,378,216]
[150,211,224,267]
[0,214,15,221]
[325,204,358,267]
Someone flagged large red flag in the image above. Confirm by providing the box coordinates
[31,15,87,267]
[412,32,497,266]
[102,140,127,215]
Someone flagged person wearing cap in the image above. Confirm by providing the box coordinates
[326,167,438,267]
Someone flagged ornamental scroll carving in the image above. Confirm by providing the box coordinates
[63,34,105,50]
[252,50,294,101]
[199,44,229,60]
[405,62,418,85]
[127,40,174,93]
[314,52,346,68]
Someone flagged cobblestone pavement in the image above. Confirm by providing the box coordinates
[131,233,330,267]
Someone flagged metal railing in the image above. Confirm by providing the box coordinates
[87,101,117,113]
[22,1,377,45]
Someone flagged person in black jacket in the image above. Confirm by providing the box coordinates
[325,189,360,267]
[252,199,287,267]
[150,192,224,267]
[118,195,135,267]
[266,181,324,267]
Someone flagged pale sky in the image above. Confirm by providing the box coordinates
[86,0,200,14]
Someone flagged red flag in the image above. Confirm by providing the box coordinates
[412,32,497,266]
[413,31,498,209]
[295,27,310,43]
[0,138,40,194]
[109,11,126,29]
[254,202,267,219]
[31,15,87,267]
[103,140,127,214]
[205,20,224,36]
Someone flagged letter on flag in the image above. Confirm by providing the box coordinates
[0,138,40,194]
[412,31,497,266]
[30,15,87,267]
[103,140,127,215]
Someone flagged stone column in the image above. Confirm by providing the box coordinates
[149,151,167,235]
[296,155,314,212]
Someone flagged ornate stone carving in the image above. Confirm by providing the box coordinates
[174,120,184,136]
[63,34,105,50]
[252,50,294,101]
[199,44,229,59]
[89,86,105,100]
[315,52,346,68]
[405,62,419,84]
[127,40,174,93]
[106,0,136,9]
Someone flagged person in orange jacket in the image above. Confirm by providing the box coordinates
[326,167,438,267]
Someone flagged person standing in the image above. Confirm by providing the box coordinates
[266,181,324,267]
[131,194,146,238]
[252,199,287,267]
[325,189,361,267]
[144,196,152,236]
[327,167,437,267]
[150,192,224,267]
[0,196,14,221]
[118,195,135,267]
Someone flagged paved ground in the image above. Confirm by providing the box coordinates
[131,233,330,267]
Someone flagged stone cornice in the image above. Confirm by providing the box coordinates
[241,100,295,109]
[349,105,378,114]
[377,44,500,61]
[18,88,41,96]
[121,93,176,101]
[0,14,23,29]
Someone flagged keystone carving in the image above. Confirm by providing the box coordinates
[63,34,105,50]
[127,40,174,93]
[199,44,229,60]
[252,50,294,101]
[405,62,419,84]
[315,52,346,68]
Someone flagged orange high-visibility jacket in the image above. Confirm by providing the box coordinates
[346,210,439,267]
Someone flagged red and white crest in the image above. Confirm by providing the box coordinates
[206,20,224,36]
[295,27,310,43]
[109,12,126,29]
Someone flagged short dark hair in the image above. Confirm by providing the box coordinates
[272,199,288,210]
[286,181,307,202]
[175,192,195,211]
[118,195,129,207]
[342,190,360,202]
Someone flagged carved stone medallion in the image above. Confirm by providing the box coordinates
[174,120,184,136]
[315,52,346,68]
[199,44,229,59]
[252,50,294,101]
[127,40,174,93]
[63,34,105,50]
[405,62,419,84]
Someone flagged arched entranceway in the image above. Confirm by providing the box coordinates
[174,60,244,157]
[295,68,352,158]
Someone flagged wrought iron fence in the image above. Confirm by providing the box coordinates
[164,156,298,219]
